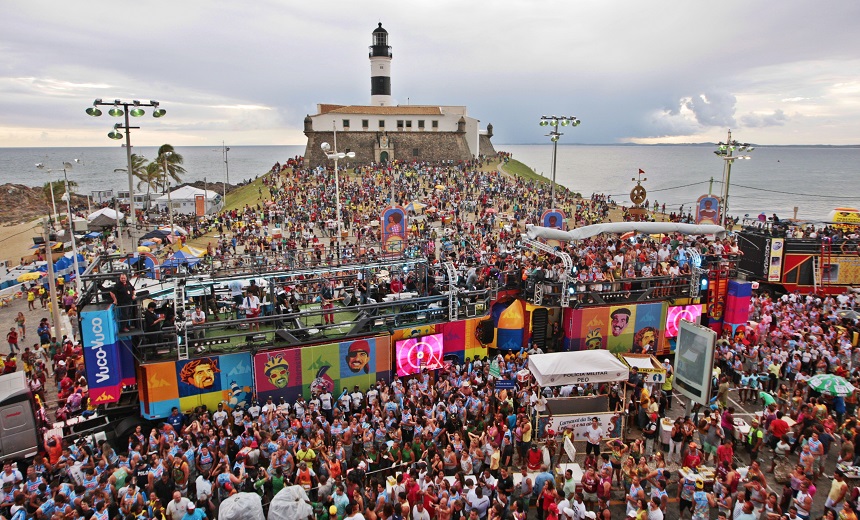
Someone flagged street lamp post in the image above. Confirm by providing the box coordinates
[86,99,166,246]
[163,152,176,238]
[539,115,581,211]
[223,142,230,199]
[714,130,754,228]
[36,161,82,294]
[321,124,355,241]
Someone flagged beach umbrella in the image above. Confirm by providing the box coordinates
[137,246,151,253]
[485,208,498,214]
[807,373,855,396]
[17,272,43,282]
[370,220,380,227]
[435,184,445,190]
[836,309,860,320]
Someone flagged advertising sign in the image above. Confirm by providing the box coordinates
[396,333,445,377]
[674,320,716,405]
[81,305,122,405]
[695,194,721,225]
[381,206,407,255]
[665,304,703,338]
[541,412,623,441]
[767,238,785,282]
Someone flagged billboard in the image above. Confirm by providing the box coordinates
[673,320,717,406]
[665,304,703,338]
[564,302,666,354]
[695,194,721,225]
[252,336,392,403]
[381,206,407,255]
[396,333,445,377]
[767,238,785,282]
[138,352,254,419]
[81,305,122,405]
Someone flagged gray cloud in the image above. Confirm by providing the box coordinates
[740,109,789,128]
[684,91,737,127]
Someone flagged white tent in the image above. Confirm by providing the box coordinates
[155,186,223,215]
[528,350,629,387]
[86,207,124,222]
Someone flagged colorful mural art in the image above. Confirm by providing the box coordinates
[138,352,254,420]
[563,302,668,354]
[137,318,491,420]
[253,337,392,403]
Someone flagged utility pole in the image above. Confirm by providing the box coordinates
[708,177,714,195]
[43,219,63,340]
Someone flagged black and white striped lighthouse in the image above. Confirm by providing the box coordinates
[369,23,392,106]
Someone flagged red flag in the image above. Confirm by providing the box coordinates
[639,169,645,174]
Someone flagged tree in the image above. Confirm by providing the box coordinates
[135,161,162,202]
[156,144,187,192]
[42,179,78,203]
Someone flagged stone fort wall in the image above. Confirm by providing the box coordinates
[304,131,496,167]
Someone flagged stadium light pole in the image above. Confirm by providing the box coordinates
[36,161,83,295]
[86,99,166,245]
[714,130,754,228]
[321,123,356,240]
[539,115,581,212]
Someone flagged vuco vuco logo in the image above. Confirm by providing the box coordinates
[88,317,111,384]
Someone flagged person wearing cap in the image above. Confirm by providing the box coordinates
[692,478,716,520]
[181,501,206,520]
[746,418,764,463]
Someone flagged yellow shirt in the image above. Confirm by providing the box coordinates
[522,424,532,443]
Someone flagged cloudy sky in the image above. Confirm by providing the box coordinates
[3,0,859,147]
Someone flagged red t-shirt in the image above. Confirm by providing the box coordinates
[769,418,789,439]
[683,450,701,469]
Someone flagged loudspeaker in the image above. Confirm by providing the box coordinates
[478,319,494,344]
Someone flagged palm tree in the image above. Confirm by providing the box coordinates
[136,162,162,204]
[156,144,187,192]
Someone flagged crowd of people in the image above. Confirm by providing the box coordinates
[3,152,860,520]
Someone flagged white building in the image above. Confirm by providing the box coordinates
[303,23,494,166]
[155,186,223,215]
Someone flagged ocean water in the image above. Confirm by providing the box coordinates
[504,144,860,222]
[0,144,857,222]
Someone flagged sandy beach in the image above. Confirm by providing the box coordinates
[0,219,45,268]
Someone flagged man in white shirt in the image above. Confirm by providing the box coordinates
[412,501,431,520]
[195,473,213,505]
[241,291,261,331]
[165,491,190,520]
[585,417,604,456]
[228,279,244,319]
[350,386,364,411]
[319,390,333,421]
[212,403,228,427]
[190,305,206,339]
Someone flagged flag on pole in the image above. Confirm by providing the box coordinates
[639,169,645,174]
[489,360,501,379]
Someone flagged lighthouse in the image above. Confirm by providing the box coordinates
[369,23,392,106]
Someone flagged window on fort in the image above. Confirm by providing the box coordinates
[379,120,385,129]
[342,119,350,129]
[432,120,439,129]
[413,148,420,157]
[362,119,369,129]
[405,121,412,129]
[418,120,425,129]
[397,120,404,129]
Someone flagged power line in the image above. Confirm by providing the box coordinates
[608,181,709,198]
[716,181,856,200]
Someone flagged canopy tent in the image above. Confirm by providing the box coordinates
[35,252,87,279]
[527,350,630,387]
[141,229,171,240]
[87,207,124,222]
[406,201,426,213]
[161,250,202,268]
[83,231,103,239]
[526,222,727,242]
[179,245,205,257]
